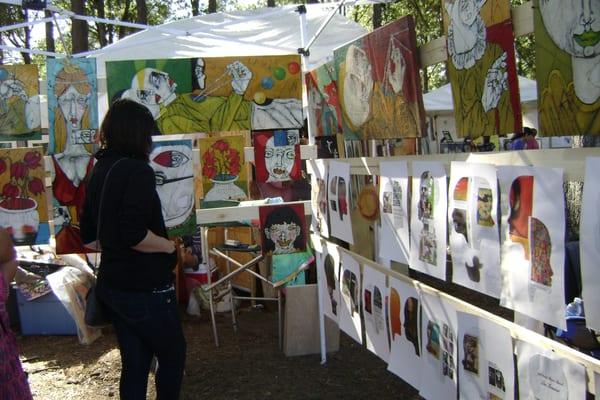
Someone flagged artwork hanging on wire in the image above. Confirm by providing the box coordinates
[327,161,353,244]
[253,130,301,183]
[498,165,566,329]
[0,64,41,141]
[259,202,306,256]
[533,0,600,135]
[410,161,447,280]
[305,61,343,137]
[442,0,522,138]
[581,157,600,331]
[47,58,99,254]
[333,16,425,140]
[362,264,389,362]
[309,159,330,238]
[198,134,247,204]
[387,277,421,391]
[448,162,501,298]
[339,251,363,344]
[149,138,196,238]
[313,235,341,323]
[0,147,49,245]
[106,55,303,134]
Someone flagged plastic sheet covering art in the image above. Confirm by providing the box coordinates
[305,61,343,137]
[253,130,301,183]
[442,0,522,138]
[338,251,363,344]
[362,264,389,362]
[0,64,41,141]
[106,55,303,134]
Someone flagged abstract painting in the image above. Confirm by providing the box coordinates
[362,264,389,362]
[0,147,49,245]
[339,251,363,344]
[305,61,343,137]
[259,203,306,256]
[106,55,303,134]
[333,16,425,140]
[253,130,301,183]
[442,0,522,138]
[0,64,41,140]
[534,0,600,135]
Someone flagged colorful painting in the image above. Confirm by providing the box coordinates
[253,130,301,183]
[442,0,522,138]
[150,138,196,238]
[259,203,306,256]
[0,64,41,140]
[534,0,600,135]
[0,147,49,245]
[106,55,303,134]
[198,135,247,203]
[305,61,343,137]
[333,16,425,140]
[47,58,99,254]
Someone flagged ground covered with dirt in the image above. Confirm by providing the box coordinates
[18,305,421,399]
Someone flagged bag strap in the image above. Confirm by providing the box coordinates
[96,158,125,245]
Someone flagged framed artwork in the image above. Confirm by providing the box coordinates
[150,138,196,238]
[0,147,50,245]
[0,64,42,141]
[106,55,303,134]
[334,16,425,140]
[534,0,600,135]
[305,61,343,137]
[253,130,302,183]
[259,202,306,256]
[442,0,522,138]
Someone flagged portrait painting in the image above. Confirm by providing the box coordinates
[106,55,303,134]
[333,16,425,140]
[534,0,600,135]
[253,130,302,183]
[305,61,343,137]
[442,0,522,138]
[150,138,196,238]
[259,203,306,256]
[0,64,41,141]
[0,147,49,245]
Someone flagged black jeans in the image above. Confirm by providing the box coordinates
[99,286,186,400]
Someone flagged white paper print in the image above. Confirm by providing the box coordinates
[449,162,501,298]
[314,236,341,323]
[516,340,586,400]
[420,291,458,400]
[595,371,599,397]
[362,264,389,362]
[328,161,354,244]
[387,276,421,391]
[310,159,330,238]
[457,312,514,400]
[378,161,410,264]
[339,251,362,344]
[410,161,448,280]
[498,165,566,329]
[580,157,600,330]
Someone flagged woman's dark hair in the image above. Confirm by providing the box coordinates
[100,99,157,161]
[262,205,304,253]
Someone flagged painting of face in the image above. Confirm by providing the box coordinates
[58,85,89,130]
[253,130,301,183]
[265,137,295,181]
[259,203,306,255]
[342,45,374,128]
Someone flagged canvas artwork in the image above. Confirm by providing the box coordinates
[516,340,586,400]
[410,161,447,280]
[420,291,458,400]
[387,276,421,391]
[106,55,303,134]
[362,264,389,362]
[333,16,425,140]
[498,165,566,329]
[309,159,329,238]
[378,161,410,265]
[448,162,501,298]
[305,61,343,137]
[198,135,247,203]
[0,147,49,245]
[457,312,514,400]
[149,138,196,238]
[442,0,522,138]
[253,130,302,183]
[312,235,341,323]
[328,161,353,244]
[0,64,41,141]
[339,250,363,344]
[581,157,600,330]
[259,203,306,256]
[534,0,600,135]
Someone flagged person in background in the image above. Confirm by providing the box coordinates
[523,127,539,149]
[0,227,33,399]
[81,99,186,399]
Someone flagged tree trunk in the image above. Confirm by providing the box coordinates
[267,0,275,7]
[71,0,89,53]
[21,9,32,63]
[208,0,217,13]
[44,10,55,57]
[135,0,147,24]
[118,0,132,39]
[191,0,199,16]
[373,4,383,29]
[92,0,108,47]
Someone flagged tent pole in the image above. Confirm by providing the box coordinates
[303,0,347,55]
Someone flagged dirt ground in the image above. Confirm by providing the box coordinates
[17,304,421,400]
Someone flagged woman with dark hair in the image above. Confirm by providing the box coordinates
[262,206,305,255]
[81,99,186,399]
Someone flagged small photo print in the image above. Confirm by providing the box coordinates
[488,363,506,392]
[383,191,393,214]
[462,334,479,375]
[530,217,553,287]
[364,289,372,314]
[426,321,441,359]
[477,187,494,227]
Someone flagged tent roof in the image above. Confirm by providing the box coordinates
[92,4,367,77]
[423,75,538,114]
